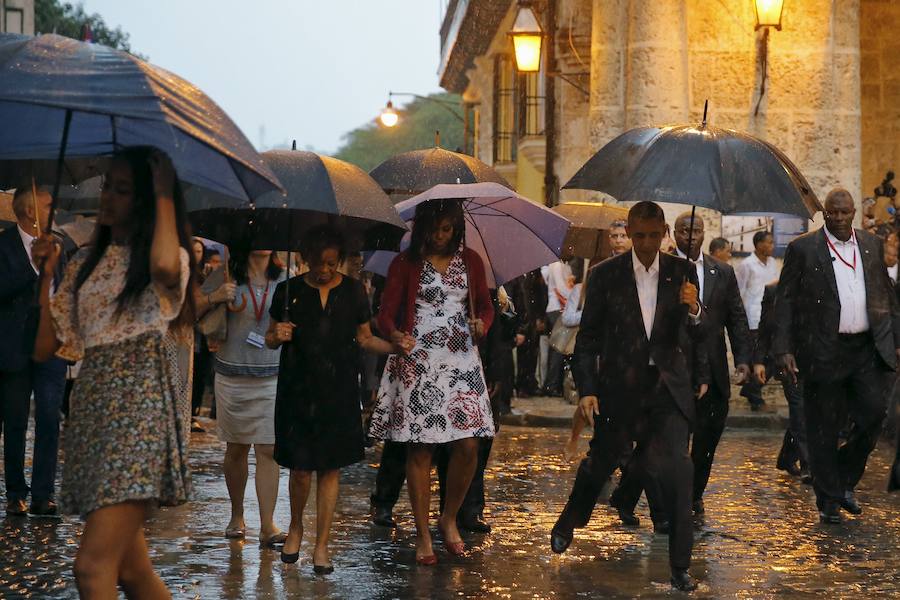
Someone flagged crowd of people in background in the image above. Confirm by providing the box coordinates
[2,149,900,596]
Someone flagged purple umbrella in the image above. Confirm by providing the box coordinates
[365,182,570,288]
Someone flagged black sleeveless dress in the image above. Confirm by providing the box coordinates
[269,275,371,470]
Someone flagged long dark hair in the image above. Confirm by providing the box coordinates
[408,199,466,261]
[75,147,196,328]
[229,247,284,285]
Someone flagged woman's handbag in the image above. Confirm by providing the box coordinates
[548,318,578,356]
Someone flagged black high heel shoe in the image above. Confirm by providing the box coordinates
[281,550,300,564]
[313,564,334,575]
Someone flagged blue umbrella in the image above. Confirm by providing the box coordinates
[364,182,570,288]
[0,33,282,227]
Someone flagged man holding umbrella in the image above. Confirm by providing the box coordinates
[550,201,708,592]
[774,188,900,523]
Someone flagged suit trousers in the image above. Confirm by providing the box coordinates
[370,440,407,510]
[690,385,729,502]
[543,311,564,392]
[740,330,764,406]
[515,334,540,394]
[561,369,694,569]
[803,333,889,507]
[0,358,65,501]
[779,375,809,468]
[436,437,494,519]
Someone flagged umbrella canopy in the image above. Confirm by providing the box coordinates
[0,33,282,204]
[189,150,408,251]
[553,201,629,259]
[370,147,511,196]
[365,182,570,288]
[563,119,822,219]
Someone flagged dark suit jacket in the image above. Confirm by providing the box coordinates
[0,225,40,372]
[753,283,778,371]
[773,228,900,381]
[573,251,709,423]
[696,253,751,398]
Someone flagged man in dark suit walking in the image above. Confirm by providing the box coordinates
[550,201,708,592]
[609,212,751,524]
[774,188,900,523]
[0,185,67,517]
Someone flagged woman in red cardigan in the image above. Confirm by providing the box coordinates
[369,199,495,565]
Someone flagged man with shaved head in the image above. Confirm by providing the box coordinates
[774,188,900,523]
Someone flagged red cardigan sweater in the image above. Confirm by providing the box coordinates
[377,247,495,336]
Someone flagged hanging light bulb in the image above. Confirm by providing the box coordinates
[379,100,399,127]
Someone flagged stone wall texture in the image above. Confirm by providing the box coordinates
[860,0,900,200]
[589,0,869,233]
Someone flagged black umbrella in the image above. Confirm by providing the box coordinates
[369,147,511,197]
[564,102,822,220]
[189,148,407,251]
[0,33,283,232]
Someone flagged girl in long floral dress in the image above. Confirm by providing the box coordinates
[32,147,194,599]
[369,199,495,565]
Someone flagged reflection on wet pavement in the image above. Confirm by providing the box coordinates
[2,427,899,598]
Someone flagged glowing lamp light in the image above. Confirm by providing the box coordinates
[755,0,784,31]
[379,100,399,128]
[509,4,543,72]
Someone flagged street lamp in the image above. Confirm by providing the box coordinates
[754,0,784,31]
[379,100,399,128]
[509,3,543,72]
[753,0,785,115]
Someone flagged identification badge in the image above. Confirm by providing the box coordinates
[246,331,266,349]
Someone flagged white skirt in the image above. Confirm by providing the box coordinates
[214,373,277,444]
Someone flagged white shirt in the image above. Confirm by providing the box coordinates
[888,264,898,284]
[632,251,659,341]
[542,261,573,314]
[675,248,704,301]
[736,253,780,329]
[17,225,39,275]
[824,228,869,334]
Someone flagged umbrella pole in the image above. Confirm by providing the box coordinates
[46,109,73,235]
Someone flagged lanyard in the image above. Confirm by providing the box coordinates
[248,282,270,324]
[825,234,857,272]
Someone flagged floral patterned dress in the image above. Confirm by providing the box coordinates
[369,250,495,444]
[50,244,191,518]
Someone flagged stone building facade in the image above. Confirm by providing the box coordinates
[0,0,34,35]
[439,0,900,246]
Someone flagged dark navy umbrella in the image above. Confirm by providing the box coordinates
[370,147,511,197]
[0,33,283,228]
[563,103,822,219]
[189,148,408,252]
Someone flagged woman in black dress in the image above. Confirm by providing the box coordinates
[266,225,406,573]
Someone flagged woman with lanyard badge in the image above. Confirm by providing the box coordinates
[211,248,287,546]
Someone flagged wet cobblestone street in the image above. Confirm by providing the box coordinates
[2,425,899,599]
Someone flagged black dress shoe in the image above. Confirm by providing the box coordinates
[372,505,396,528]
[608,494,640,527]
[458,515,492,533]
[28,499,60,517]
[671,568,698,592]
[840,491,862,515]
[653,520,670,535]
[6,498,27,516]
[818,502,842,524]
[550,526,573,554]
[800,469,813,485]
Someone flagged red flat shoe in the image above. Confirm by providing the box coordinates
[416,554,438,566]
[437,523,466,556]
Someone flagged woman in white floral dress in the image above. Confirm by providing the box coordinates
[369,199,495,565]
[33,147,194,599]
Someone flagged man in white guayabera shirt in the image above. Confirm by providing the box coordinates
[735,229,779,410]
